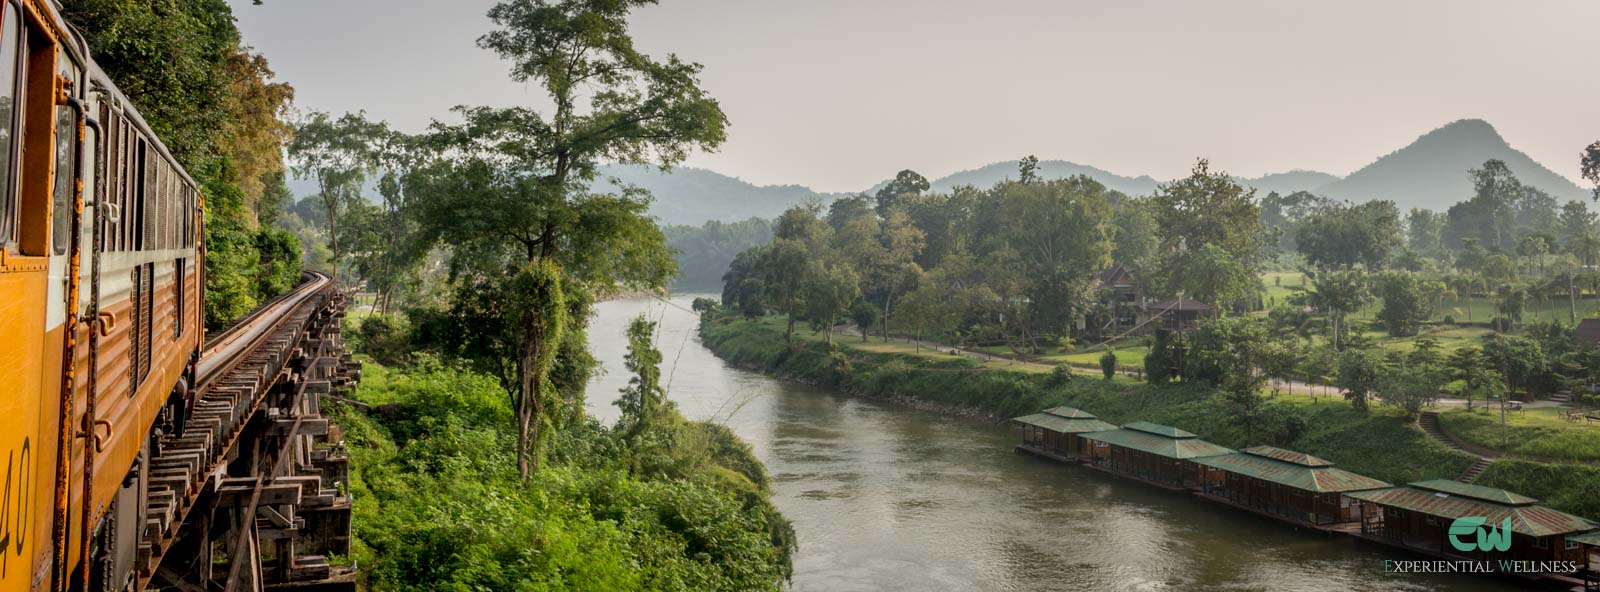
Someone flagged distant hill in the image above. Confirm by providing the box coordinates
[283,119,1586,225]
[589,165,842,226]
[1238,170,1343,197]
[925,160,1161,196]
[1318,119,1588,210]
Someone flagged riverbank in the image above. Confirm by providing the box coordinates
[699,313,1600,520]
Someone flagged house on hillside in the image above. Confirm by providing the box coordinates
[1138,296,1210,333]
[1093,264,1143,334]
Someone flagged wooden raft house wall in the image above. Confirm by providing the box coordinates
[1079,422,1233,490]
[1010,406,1116,461]
[1346,479,1599,564]
[1192,446,1390,526]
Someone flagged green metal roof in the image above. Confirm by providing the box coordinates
[1121,421,1198,439]
[1346,486,1598,537]
[1041,406,1098,419]
[1193,450,1389,493]
[1080,427,1233,459]
[1408,479,1538,506]
[1570,531,1600,547]
[1012,413,1116,434]
[1240,446,1334,468]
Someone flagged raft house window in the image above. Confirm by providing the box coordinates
[0,0,24,251]
[1534,537,1549,550]
[1566,540,1580,551]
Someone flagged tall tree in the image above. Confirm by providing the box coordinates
[1295,200,1402,268]
[1374,271,1433,337]
[990,175,1113,343]
[415,0,725,481]
[1558,200,1597,250]
[1584,141,1600,200]
[288,111,388,275]
[1153,160,1264,293]
[1406,208,1445,257]
[875,169,929,217]
[1306,267,1370,350]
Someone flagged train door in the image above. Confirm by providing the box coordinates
[0,1,64,591]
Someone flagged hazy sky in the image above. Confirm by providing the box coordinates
[227,0,1597,193]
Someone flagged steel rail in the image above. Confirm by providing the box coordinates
[197,271,332,388]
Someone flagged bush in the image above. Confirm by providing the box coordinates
[1048,364,1075,386]
[1443,314,1455,325]
[1100,350,1117,380]
[690,297,719,316]
[353,315,412,367]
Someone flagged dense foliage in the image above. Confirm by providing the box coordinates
[62,0,302,329]
[334,358,794,591]
[664,218,773,290]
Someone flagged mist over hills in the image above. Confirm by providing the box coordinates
[285,119,1590,226]
[588,165,853,227]
[607,119,1586,225]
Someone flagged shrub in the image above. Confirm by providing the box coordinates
[1048,364,1075,386]
[1100,350,1117,380]
[354,314,412,367]
[1443,314,1455,325]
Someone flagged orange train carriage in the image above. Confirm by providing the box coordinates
[0,1,203,591]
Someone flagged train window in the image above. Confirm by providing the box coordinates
[173,257,182,338]
[134,138,146,250]
[0,2,21,249]
[50,54,77,255]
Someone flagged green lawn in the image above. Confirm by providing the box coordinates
[1438,406,1600,463]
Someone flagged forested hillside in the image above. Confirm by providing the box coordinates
[664,218,773,291]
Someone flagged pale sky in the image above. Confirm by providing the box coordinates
[227,0,1598,193]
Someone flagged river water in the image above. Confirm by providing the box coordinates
[586,296,1522,592]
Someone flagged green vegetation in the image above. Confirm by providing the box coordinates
[1438,407,1600,462]
[62,0,302,328]
[701,313,1600,519]
[333,358,794,590]
[700,314,1472,487]
[664,218,773,291]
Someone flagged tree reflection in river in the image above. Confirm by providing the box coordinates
[587,295,1523,592]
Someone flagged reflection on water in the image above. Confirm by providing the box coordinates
[586,296,1524,592]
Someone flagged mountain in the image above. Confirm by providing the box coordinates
[283,119,1586,225]
[924,160,1161,196]
[1237,170,1343,197]
[1318,119,1588,211]
[589,165,840,227]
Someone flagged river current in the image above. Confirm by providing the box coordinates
[586,295,1520,592]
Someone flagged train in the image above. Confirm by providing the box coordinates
[1,1,205,591]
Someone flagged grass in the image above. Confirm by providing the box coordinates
[1437,406,1600,463]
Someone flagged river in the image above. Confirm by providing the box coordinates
[586,296,1523,592]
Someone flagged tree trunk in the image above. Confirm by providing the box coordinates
[882,292,891,342]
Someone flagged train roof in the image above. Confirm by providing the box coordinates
[45,0,200,190]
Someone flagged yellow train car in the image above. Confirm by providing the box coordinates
[0,1,202,591]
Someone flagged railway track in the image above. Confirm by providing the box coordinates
[135,272,359,592]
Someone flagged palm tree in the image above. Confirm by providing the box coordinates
[1449,273,1477,324]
